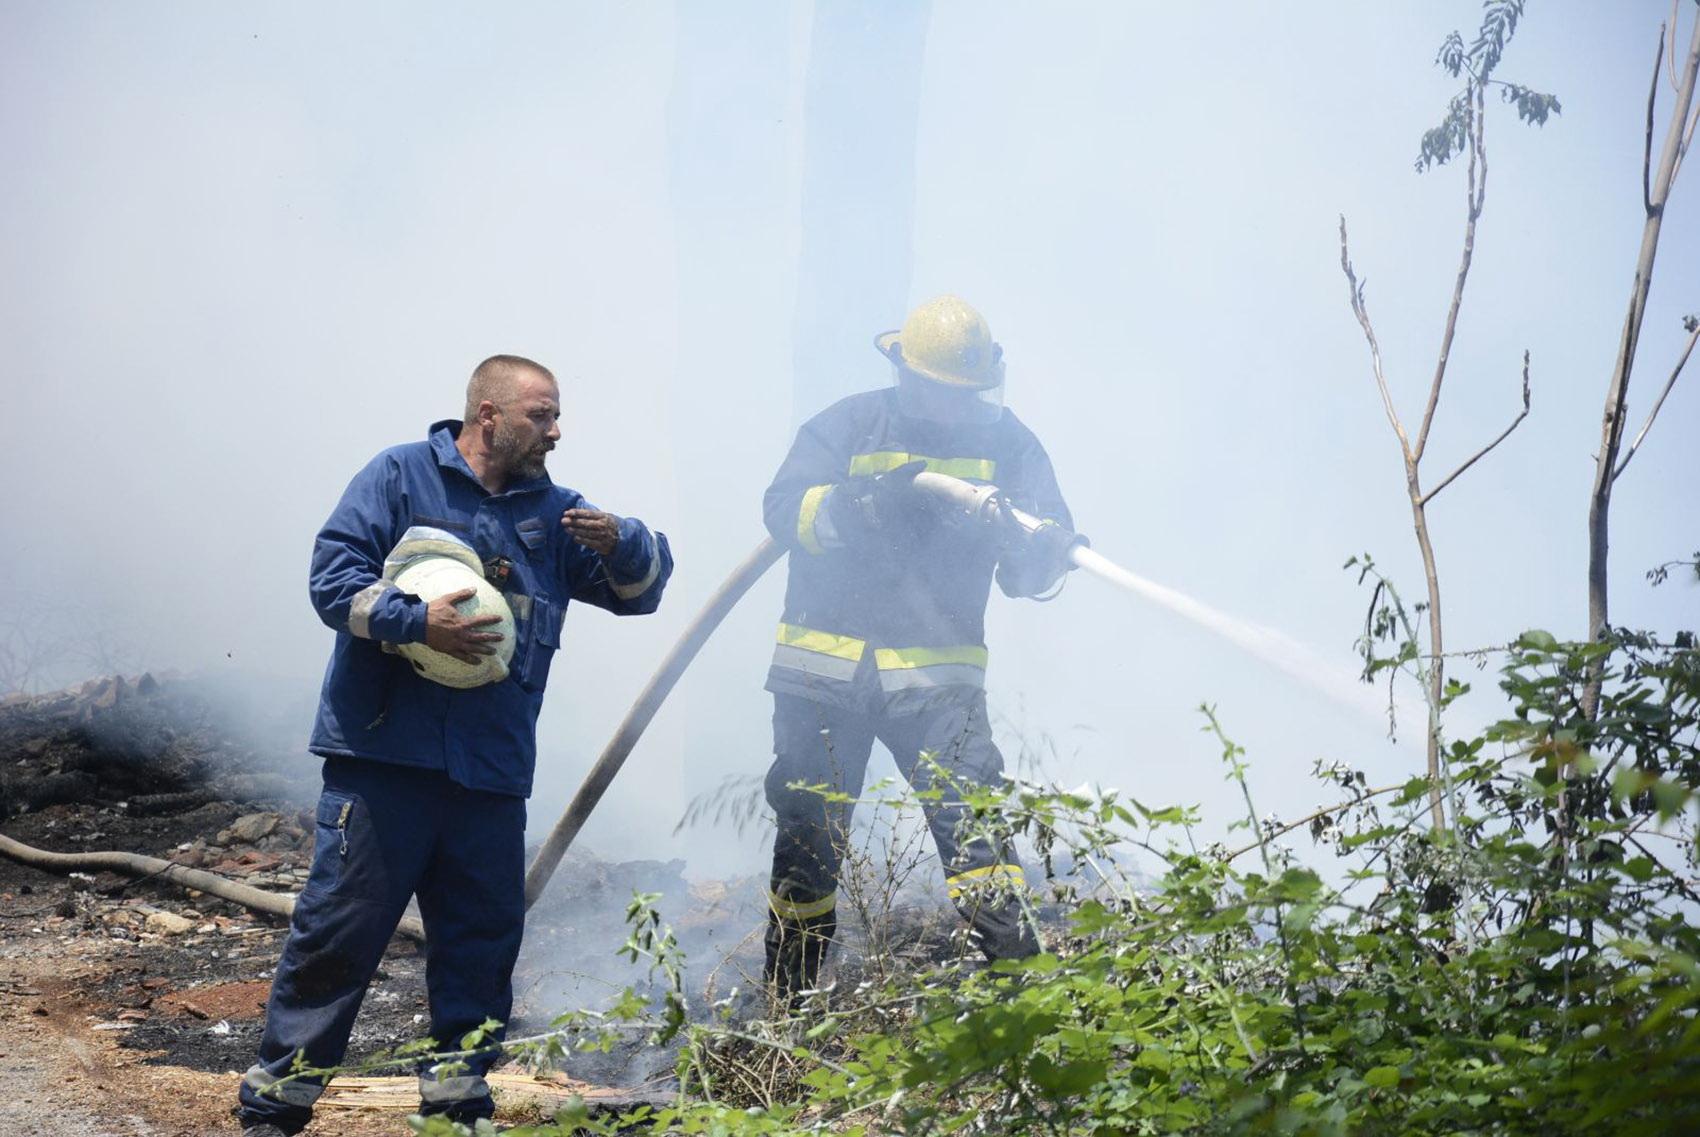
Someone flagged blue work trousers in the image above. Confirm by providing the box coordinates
[237,757,526,1134]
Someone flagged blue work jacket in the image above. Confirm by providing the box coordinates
[307,421,672,797]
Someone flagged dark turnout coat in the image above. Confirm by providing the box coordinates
[761,388,1072,707]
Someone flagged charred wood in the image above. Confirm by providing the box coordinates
[0,772,99,818]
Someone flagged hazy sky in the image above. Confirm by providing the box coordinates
[2,1,1695,880]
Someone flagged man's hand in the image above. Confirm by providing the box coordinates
[424,588,505,663]
[827,459,929,542]
[563,508,621,556]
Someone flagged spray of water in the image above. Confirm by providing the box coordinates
[1069,546,1403,731]
[909,471,1411,735]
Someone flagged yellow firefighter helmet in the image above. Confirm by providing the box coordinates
[875,295,1006,391]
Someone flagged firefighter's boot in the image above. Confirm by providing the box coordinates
[763,901,836,1009]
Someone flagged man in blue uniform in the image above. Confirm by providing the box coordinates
[238,355,672,1135]
[760,296,1082,1003]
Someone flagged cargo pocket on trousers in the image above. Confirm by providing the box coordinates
[305,790,387,900]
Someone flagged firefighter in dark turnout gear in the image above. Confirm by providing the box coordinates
[761,296,1081,1002]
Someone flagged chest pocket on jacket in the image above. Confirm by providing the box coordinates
[516,516,548,555]
[513,595,565,692]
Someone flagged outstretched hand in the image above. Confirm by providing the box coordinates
[424,587,505,663]
[562,508,621,556]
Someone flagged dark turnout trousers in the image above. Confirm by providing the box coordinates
[237,758,525,1134]
[763,688,1039,999]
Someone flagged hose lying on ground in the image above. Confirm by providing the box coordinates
[0,831,427,943]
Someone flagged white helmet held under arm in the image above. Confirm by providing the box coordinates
[384,527,515,689]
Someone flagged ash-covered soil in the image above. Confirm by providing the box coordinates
[0,674,775,1133]
[0,797,431,1136]
[0,672,1004,1135]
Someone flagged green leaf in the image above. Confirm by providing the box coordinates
[1622,857,1657,884]
[1652,777,1691,820]
[1269,867,1324,902]
[1027,1053,1108,1096]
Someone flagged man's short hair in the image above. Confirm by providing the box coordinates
[465,355,556,420]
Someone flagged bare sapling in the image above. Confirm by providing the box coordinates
[1338,1,1555,831]
[1582,7,1700,719]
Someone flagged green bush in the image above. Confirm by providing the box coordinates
[393,629,1697,1137]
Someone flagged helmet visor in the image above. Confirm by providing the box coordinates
[893,368,1005,425]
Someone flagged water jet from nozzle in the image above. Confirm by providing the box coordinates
[911,471,1390,727]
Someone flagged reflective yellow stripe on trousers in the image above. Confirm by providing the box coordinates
[772,622,866,683]
[242,1065,325,1108]
[769,890,837,921]
[419,1070,491,1106]
[873,644,989,692]
[847,452,997,481]
[945,863,1026,900]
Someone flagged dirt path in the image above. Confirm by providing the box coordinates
[0,935,411,1137]
[0,804,702,1135]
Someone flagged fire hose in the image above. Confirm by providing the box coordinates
[0,831,429,943]
[522,471,1122,910]
[0,474,1139,936]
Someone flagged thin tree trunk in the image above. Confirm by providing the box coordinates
[1409,490,1448,830]
[1340,82,1523,835]
[1583,15,1700,718]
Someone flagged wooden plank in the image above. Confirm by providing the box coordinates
[318,1071,670,1113]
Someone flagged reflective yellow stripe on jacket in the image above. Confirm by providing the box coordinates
[772,625,989,691]
[796,484,833,555]
[847,451,997,482]
[873,643,989,692]
[771,622,867,683]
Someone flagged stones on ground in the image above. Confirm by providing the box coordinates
[218,812,278,845]
[89,676,126,710]
[144,910,195,936]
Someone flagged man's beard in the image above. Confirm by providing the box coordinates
[492,423,551,481]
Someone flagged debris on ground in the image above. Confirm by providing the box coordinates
[0,673,768,1134]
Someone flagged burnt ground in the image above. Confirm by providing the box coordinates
[0,676,780,1135]
[0,673,1026,1136]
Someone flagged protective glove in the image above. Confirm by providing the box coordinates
[826,459,929,545]
[997,518,1088,598]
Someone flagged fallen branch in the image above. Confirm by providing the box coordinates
[0,831,426,943]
